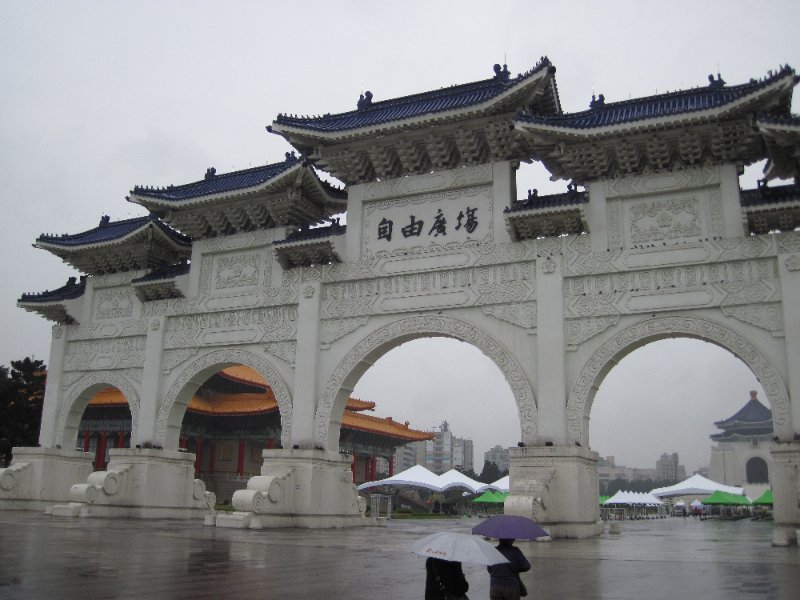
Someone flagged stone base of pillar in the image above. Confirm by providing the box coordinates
[217,448,367,529]
[49,448,214,519]
[0,447,94,511]
[507,445,602,539]
[769,441,800,546]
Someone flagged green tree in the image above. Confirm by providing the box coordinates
[0,357,46,466]
[478,460,504,484]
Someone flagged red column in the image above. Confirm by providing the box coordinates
[194,438,204,476]
[116,431,125,449]
[267,437,275,449]
[82,431,91,453]
[96,432,107,470]
[180,432,188,450]
[208,442,216,476]
[371,455,377,480]
[389,456,395,476]
[351,453,357,484]
[237,438,245,476]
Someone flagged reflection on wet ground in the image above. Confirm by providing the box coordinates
[0,513,798,599]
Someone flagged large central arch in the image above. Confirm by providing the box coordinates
[314,314,537,450]
[566,315,791,447]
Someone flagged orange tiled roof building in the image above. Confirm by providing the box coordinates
[79,366,431,503]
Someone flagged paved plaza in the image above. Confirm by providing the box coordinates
[0,512,798,599]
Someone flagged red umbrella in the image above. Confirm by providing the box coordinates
[471,514,549,540]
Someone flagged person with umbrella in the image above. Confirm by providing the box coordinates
[425,557,469,600]
[487,539,530,599]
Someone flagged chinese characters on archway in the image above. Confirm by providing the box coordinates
[377,206,479,243]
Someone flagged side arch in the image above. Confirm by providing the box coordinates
[566,315,791,447]
[314,314,537,450]
[155,348,292,450]
[56,371,141,449]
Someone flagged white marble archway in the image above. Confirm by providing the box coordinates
[314,314,537,450]
[566,315,792,447]
[155,348,292,450]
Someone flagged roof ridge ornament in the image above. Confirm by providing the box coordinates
[708,72,726,89]
[99,215,111,227]
[589,93,605,109]
[493,63,510,81]
[357,90,373,110]
[205,167,217,180]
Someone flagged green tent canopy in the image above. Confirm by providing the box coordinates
[702,490,752,505]
[599,495,610,505]
[473,490,505,504]
[753,489,774,505]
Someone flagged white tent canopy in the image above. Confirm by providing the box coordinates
[650,474,743,498]
[357,465,442,491]
[484,475,509,492]
[438,469,485,493]
[604,490,663,506]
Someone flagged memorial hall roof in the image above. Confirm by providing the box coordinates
[713,392,773,430]
[271,58,559,136]
[517,66,797,133]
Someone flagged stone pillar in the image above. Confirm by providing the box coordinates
[535,247,567,446]
[289,270,322,448]
[777,243,800,438]
[769,441,800,546]
[38,324,69,447]
[135,315,167,447]
[506,445,602,539]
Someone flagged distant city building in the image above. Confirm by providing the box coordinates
[597,456,656,487]
[409,421,474,474]
[656,452,686,482]
[484,445,510,472]
[709,391,773,491]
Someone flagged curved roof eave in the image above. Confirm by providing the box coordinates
[35,220,190,254]
[271,69,555,144]
[515,73,797,139]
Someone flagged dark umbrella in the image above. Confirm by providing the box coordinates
[471,514,549,540]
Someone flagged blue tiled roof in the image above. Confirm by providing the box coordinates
[131,154,307,202]
[710,427,773,441]
[37,214,191,248]
[273,222,347,245]
[740,183,800,207]
[131,261,191,284]
[504,188,587,213]
[19,276,86,304]
[518,66,797,130]
[271,59,556,134]
[714,397,772,428]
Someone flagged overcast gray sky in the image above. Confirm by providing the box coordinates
[2,1,797,474]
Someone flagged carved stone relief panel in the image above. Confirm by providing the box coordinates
[605,168,718,197]
[361,163,492,201]
[362,185,493,257]
[264,341,296,365]
[64,337,146,372]
[721,304,784,337]
[320,316,370,348]
[67,319,147,341]
[482,302,537,333]
[629,196,703,244]
[563,234,621,276]
[163,348,200,374]
[93,288,135,320]
[212,252,262,291]
[164,306,297,349]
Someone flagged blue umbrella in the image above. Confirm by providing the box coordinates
[471,514,549,540]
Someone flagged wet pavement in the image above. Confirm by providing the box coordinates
[0,512,798,599]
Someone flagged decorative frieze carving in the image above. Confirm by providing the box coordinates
[630,197,702,243]
[717,236,773,260]
[785,255,800,272]
[324,260,377,283]
[473,241,536,266]
[563,234,620,276]
[67,319,147,341]
[566,316,792,445]
[264,341,296,365]
[321,262,536,318]
[64,337,146,371]
[360,163,492,201]
[201,229,273,253]
[157,349,292,449]
[164,307,297,348]
[605,168,717,197]
[163,348,200,373]
[94,289,135,320]
[566,316,619,350]
[719,280,779,306]
[721,304,784,336]
[320,317,370,348]
[535,237,564,258]
[482,302,537,332]
[776,232,800,255]
[315,315,536,448]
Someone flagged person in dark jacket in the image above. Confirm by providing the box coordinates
[425,557,469,599]
[487,538,530,600]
